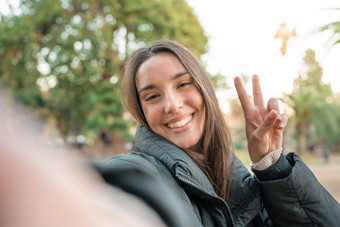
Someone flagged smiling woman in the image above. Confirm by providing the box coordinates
[122,40,233,201]
[136,52,205,151]
[95,40,340,227]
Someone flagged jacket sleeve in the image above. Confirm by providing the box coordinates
[92,153,197,227]
[252,152,340,227]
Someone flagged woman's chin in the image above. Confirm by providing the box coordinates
[175,140,198,152]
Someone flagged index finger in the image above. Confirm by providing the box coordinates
[234,76,252,115]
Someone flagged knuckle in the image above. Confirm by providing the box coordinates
[251,132,262,142]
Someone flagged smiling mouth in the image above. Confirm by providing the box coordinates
[167,115,193,129]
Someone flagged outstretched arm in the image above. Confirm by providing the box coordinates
[0,93,165,227]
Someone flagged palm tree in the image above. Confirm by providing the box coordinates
[320,11,340,153]
[284,81,337,154]
[283,49,337,155]
[320,8,340,46]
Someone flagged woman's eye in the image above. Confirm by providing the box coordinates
[178,82,191,88]
[145,94,159,101]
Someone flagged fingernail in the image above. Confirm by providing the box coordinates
[269,110,277,120]
[279,122,285,128]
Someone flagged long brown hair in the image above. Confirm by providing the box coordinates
[122,40,233,199]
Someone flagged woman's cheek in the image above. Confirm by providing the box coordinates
[143,104,160,124]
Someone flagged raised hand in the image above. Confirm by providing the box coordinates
[234,75,288,163]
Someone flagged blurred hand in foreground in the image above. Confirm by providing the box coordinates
[0,92,165,227]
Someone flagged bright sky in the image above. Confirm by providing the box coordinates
[186,0,340,111]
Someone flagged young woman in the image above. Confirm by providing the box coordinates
[96,40,340,226]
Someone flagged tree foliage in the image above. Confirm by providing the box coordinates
[318,8,340,152]
[320,8,340,46]
[0,0,208,147]
[283,49,338,154]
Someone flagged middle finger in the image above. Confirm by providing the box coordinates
[252,75,265,107]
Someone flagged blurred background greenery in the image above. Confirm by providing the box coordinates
[1,0,340,162]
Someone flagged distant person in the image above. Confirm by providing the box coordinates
[95,40,340,226]
[316,142,329,163]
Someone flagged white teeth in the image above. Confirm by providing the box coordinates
[167,115,192,129]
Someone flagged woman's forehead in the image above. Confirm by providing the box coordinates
[136,53,187,84]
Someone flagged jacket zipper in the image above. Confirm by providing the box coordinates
[176,175,236,227]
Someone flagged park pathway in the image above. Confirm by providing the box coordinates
[307,154,340,202]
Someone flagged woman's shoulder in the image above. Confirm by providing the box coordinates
[95,152,165,178]
[92,152,173,199]
[92,152,195,227]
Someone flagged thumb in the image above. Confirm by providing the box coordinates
[253,110,278,140]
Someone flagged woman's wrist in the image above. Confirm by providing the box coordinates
[250,147,282,170]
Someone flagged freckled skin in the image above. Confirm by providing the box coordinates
[136,52,205,151]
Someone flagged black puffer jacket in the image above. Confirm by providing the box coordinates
[95,125,340,226]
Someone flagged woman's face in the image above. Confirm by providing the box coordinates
[136,52,205,151]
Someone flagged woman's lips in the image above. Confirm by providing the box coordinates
[166,114,193,129]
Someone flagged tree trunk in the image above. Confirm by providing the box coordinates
[296,122,308,155]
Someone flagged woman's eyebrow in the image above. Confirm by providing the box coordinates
[170,71,189,80]
[138,84,156,95]
[138,71,189,94]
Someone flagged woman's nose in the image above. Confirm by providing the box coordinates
[164,92,183,113]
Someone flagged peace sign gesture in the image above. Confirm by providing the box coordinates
[234,75,288,163]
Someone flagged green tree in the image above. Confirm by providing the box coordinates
[326,93,340,153]
[320,8,340,47]
[0,0,208,149]
[319,9,340,153]
[283,49,337,154]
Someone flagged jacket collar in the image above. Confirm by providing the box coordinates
[134,125,218,196]
[134,125,263,226]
